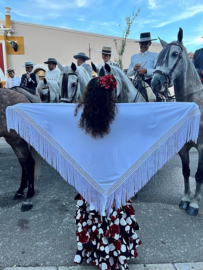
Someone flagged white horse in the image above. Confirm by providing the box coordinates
[92,62,146,103]
[37,78,60,103]
[57,62,91,103]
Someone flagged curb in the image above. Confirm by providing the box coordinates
[3,262,203,270]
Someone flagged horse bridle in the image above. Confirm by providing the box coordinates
[154,42,183,98]
[41,84,50,103]
[60,72,79,103]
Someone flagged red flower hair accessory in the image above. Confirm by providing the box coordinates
[100,74,117,90]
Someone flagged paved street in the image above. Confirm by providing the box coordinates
[0,138,203,269]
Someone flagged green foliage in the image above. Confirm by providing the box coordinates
[114,8,141,70]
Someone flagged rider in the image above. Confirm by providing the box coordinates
[127,32,158,87]
[21,61,39,94]
[97,45,118,70]
[193,39,203,84]
[73,52,92,78]
[5,68,21,88]
[44,58,61,83]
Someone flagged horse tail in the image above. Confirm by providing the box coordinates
[61,73,68,99]
[30,146,42,180]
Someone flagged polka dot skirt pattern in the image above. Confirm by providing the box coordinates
[74,194,141,270]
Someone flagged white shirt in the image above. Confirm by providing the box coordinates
[5,76,21,88]
[127,51,158,80]
[45,68,61,82]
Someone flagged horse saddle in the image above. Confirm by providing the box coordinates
[133,78,156,102]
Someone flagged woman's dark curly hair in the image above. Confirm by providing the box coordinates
[75,77,118,138]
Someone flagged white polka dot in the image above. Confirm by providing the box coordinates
[110,257,114,266]
[120,218,126,226]
[115,218,119,225]
[105,246,109,253]
[87,219,92,225]
[126,217,132,225]
[74,254,81,263]
[109,243,115,251]
[101,263,108,270]
[113,251,118,256]
[123,213,127,219]
[99,228,103,234]
[125,225,130,232]
[102,237,108,245]
[77,200,83,206]
[121,244,126,252]
[100,246,104,251]
[115,233,119,240]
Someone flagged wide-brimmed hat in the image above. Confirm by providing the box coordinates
[73,52,90,60]
[22,61,35,67]
[7,67,15,74]
[97,45,116,55]
[44,58,57,64]
[135,32,157,43]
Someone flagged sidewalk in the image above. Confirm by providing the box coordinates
[4,263,203,270]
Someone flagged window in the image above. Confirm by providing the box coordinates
[34,69,45,80]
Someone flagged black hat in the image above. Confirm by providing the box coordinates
[44,58,57,64]
[135,32,157,43]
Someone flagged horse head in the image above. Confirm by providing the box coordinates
[37,78,59,103]
[60,63,90,103]
[98,63,122,100]
[151,27,188,94]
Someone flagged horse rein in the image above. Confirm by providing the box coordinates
[153,43,184,100]
[60,72,79,103]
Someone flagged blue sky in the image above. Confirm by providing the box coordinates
[0,0,202,52]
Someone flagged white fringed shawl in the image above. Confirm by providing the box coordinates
[6,102,200,216]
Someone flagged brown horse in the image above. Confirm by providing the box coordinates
[0,88,41,211]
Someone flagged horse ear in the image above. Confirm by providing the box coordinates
[178,27,183,43]
[71,62,77,72]
[91,62,97,73]
[104,63,111,73]
[99,67,105,76]
[158,37,168,47]
[43,78,47,84]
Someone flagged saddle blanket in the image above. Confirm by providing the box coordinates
[6,102,200,215]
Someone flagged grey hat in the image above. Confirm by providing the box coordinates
[73,52,90,60]
[44,58,57,64]
[134,32,157,43]
[22,61,35,67]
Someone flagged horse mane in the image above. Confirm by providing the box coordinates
[108,65,136,100]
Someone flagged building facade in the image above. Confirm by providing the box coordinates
[0,7,162,87]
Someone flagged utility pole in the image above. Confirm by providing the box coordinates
[89,44,91,59]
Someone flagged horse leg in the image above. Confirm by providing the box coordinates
[179,145,191,210]
[186,146,203,216]
[4,136,35,211]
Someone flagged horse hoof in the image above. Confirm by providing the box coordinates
[179,200,190,210]
[186,206,198,216]
[21,201,33,212]
[13,193,24,200]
